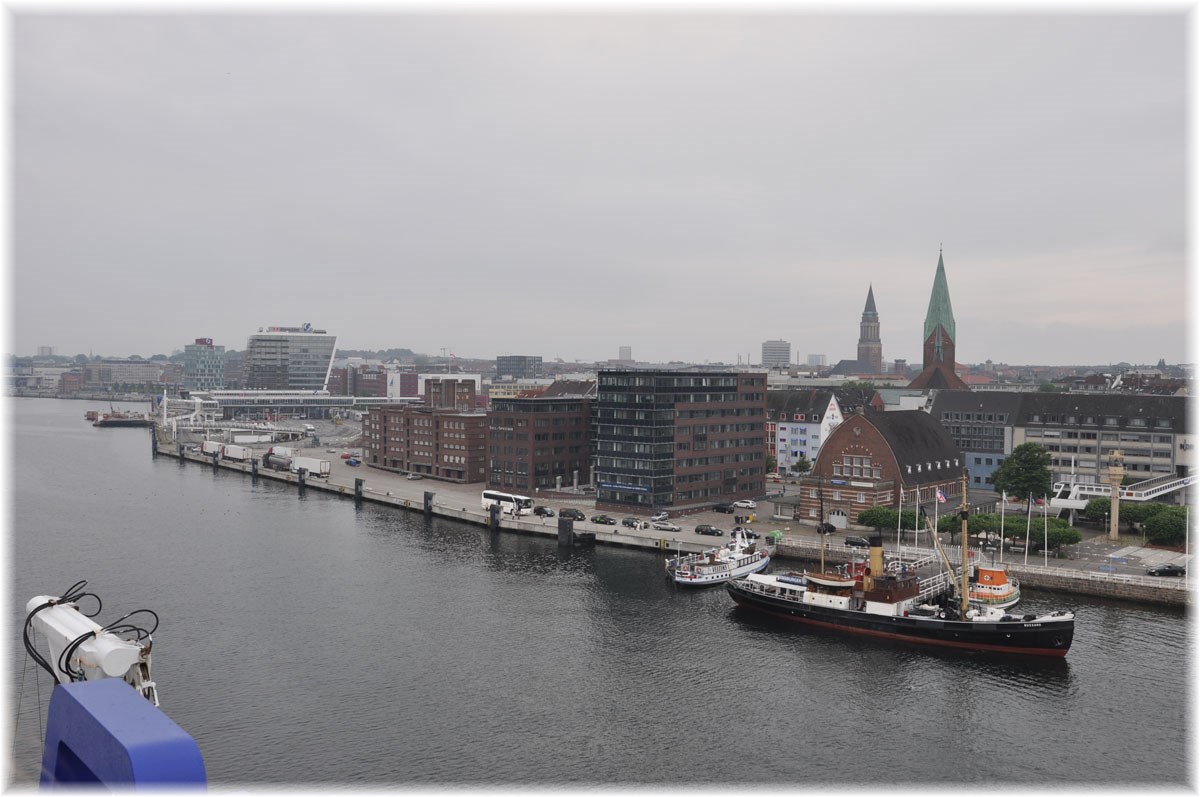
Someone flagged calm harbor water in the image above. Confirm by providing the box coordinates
[8,398,1192,787]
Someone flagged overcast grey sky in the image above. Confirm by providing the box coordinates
[10,9,1190,366]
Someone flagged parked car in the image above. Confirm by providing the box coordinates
[652,521,682,532]
[340,453,352,459]
[621,517,643,528]
[713,503,735,514]
[650,512,669,522]
[732,527,760,539]
[733,499,757,509]
[1148,563,1186,577]
[591,514,617,525]
[560,508,586,521]
[694,525,723,536]
[533,506,555,518]
[844,535,871,548]
[406,473,423,480]
[767,473,782,483]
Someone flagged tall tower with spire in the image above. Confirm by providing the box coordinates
[908,249,968,390]
[857,285,882,375]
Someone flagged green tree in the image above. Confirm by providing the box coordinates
[1083,498,1110,523]
[857,507,893,528]
[1145,507,1187,546]
[791,457,812,477]
[766,454,777,474]
[991,443,1052,500]
[1121,502,1167,530]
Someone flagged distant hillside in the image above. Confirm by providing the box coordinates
[337,348,417,360]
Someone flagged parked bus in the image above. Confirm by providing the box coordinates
[481,490,534,516]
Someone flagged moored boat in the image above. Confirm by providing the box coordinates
[92,406,154,427]
[666,532,771,586]
[726,474,1074,657]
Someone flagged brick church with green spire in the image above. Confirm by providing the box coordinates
[907,250,968,390]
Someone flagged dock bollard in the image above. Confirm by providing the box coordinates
[557,517,575,547]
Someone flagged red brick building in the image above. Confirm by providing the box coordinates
[487,380,594,493]
[363,405,488,482]
[797,409,964,528]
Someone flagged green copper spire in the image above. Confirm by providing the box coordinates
[922,250,956,343]
[863,284,878,317]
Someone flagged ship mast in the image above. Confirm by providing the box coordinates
[959,470,970,617]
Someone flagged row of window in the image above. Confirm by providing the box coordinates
[1028,413,1173,428]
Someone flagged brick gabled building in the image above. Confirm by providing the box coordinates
[797,409,964,528]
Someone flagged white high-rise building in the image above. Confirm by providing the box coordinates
[807,354,826,367]
[761,339,791,368]
[619,346,632,362]
[243,324,338,391]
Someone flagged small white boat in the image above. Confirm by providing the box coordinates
[666,532,771,587]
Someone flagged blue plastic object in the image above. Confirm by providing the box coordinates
[40,679,206,788]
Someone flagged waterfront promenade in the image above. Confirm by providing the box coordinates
[155,432,1190,606]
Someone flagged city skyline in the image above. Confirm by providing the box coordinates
[10,11,1190,366]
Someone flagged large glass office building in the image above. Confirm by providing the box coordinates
[243,324,338,391]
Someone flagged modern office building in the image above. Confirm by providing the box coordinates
[496,355,543,380]
[807,354,826,367]
[183,338,226,392]
[487,380,595,493]
[242,324,337,391]
[761,340,791,369]
[83,359,179,392]
[932,391,1193,491]
[930,391,1024,488]
[593,369,768,513]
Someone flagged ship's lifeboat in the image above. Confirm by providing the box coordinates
[970,564,1021,609]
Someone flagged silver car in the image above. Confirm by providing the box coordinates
[652,520,681,532]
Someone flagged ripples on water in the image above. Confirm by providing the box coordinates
[9,399,1191,787]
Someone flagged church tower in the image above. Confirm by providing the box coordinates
[908,249,968,390]
[857,285,882,375]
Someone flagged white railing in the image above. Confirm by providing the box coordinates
[770,536,1190,593]
[1052,471,1195,503]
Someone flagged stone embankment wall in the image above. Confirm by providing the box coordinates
[773,542,1188,607]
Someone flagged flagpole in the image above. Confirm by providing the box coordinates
[1043,495,1049,567]
[1024,493,1032,566]
[999,491,1006,564]
[897,485,903,551]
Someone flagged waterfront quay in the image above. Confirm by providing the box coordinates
[153,433,1190,607]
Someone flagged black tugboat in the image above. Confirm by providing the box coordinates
[726,473,1075,657]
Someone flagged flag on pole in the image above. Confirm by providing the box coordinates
[936,488,947,504]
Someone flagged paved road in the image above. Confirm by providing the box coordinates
[218,425,1191,582]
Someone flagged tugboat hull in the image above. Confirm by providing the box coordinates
[726,580,1073,657]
